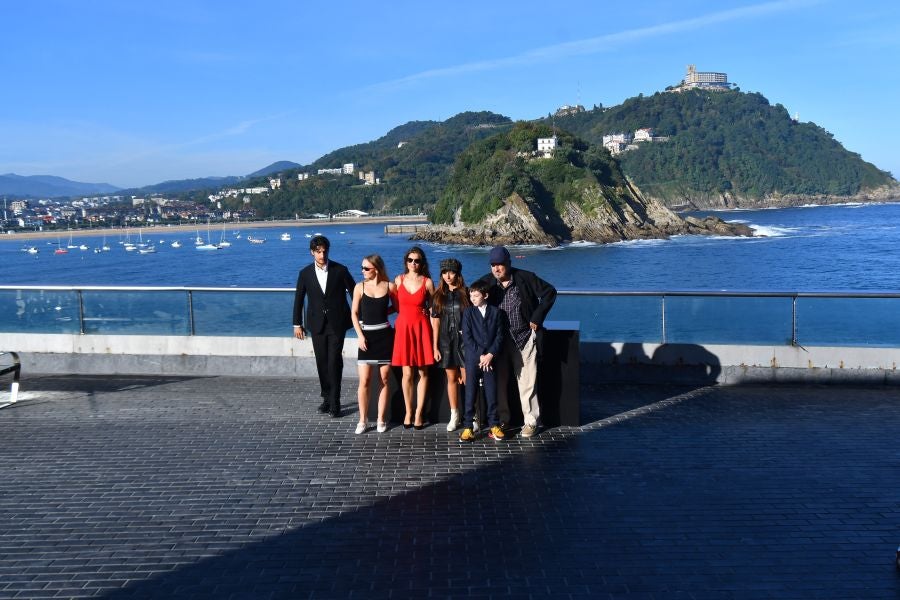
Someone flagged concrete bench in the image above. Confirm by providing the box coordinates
[0,351,21,408]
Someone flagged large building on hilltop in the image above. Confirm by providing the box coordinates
[670,65,733,92]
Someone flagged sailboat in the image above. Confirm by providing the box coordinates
[54,238,68,255]
[101,233,110,252]
[66,230,77,249]
[196,221,219,251]
[217,223,231,247]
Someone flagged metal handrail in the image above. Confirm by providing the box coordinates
[5,285,900,298]
[3,286,900,345]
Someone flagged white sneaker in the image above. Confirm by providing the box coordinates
[376,421,387,433]
[446,410,460,432]
[355,422,367,435]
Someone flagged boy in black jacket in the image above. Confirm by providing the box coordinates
[459,280,505,442]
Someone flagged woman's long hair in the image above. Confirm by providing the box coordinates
[402,246,431,279]
[432,271,470,315]
[363,254,389,284]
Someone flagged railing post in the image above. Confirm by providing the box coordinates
[661,294,667,345]
[77,289,85,335]
[791,294,798,346]
[188,290,195,336]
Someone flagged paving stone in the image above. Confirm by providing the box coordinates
[1,376,899,597]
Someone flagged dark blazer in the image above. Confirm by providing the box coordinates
[461,304,505,359]
[476,267,557,328]
[292,261,355,335]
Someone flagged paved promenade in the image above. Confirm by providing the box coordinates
[1,375,899,599]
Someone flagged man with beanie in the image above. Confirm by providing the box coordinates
[477,245,557,437]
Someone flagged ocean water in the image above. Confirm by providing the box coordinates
[3,202,900,292]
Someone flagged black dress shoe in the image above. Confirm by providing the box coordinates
[329,405,341,418]
[317,402,329,413]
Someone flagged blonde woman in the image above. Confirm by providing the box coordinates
[391,246,435,429]
[351,254,396,434]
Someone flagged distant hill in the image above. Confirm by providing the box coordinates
[246,161,301,178]
[546,89,896,208]
[228,111,513,218]
[0,173,120,198]
[417,121,751,245]
[120,175,244,196]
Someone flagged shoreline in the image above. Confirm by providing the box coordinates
[1,215,429,242]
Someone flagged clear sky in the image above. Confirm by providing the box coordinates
[2,0,898,188]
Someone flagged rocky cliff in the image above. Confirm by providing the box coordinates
[655,182,900,212]
[413,180,752,247]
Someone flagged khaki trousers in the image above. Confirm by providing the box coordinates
[496,330,539,427]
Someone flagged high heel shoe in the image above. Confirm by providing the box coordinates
[403,423,412,429]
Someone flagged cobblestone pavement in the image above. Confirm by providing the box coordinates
[1,375,899,599]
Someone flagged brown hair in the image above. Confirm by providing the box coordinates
[363,254,389,284]
[402,246,431,279]
[432,272,470,315]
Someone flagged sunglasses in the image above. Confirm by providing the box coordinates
[361,266,374,272]
[406,258,422,264]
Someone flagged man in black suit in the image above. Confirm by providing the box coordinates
[292,235,355,417]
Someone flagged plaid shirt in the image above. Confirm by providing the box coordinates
[498,280,531,350]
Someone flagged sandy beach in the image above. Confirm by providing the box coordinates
[2,215,428,242]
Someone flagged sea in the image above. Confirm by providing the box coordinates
[3,202,900,292]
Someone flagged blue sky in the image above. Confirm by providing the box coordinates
[2,0,898,188]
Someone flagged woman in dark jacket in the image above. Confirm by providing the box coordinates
[430,258,470,431]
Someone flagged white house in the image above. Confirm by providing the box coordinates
[342,163,355,175]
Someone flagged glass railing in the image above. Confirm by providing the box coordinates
[2,286,900,347]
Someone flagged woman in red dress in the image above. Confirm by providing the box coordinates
[392,246,435,429]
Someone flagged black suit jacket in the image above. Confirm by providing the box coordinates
[292,260,355,335]
[461,304,505,359]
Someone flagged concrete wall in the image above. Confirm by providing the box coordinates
[4,332,900,385]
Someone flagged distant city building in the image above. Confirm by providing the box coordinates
[603,129,667,155]
[397,141,408,148]
[363,171,377,185]
[269,178,282,189]
[10,200,27,215]
[334,209,368,218]
[297,173,309,181]
[671,65,733,92]
[342,163,355,175]
[317,168,343,176]
[555,104,585,117]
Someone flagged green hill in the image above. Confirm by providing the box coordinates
[227,112,512,218]
[432,121,627,226]
[549,89,895,206]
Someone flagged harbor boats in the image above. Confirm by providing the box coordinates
[54,238,68,255]
[26,246,38,255]
[195,242,219,250]
[78,244,89,251]
[247,235,266,244]
[217,224,232,247]
[171,240,182,248]
[280,232,291,241]
[138,245,157,254]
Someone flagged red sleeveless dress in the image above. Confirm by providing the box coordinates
[391,278,435,367]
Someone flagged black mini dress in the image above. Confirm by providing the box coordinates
[358,292,394,365]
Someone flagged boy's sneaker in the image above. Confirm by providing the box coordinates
[472,417,480,433]
[458,428,476,443]
[520,423,538,438]
[488,426,505,441]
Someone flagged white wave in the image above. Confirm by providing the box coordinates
[726,219,750,224]
[748,224,800,237]
[608,238,670,248]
